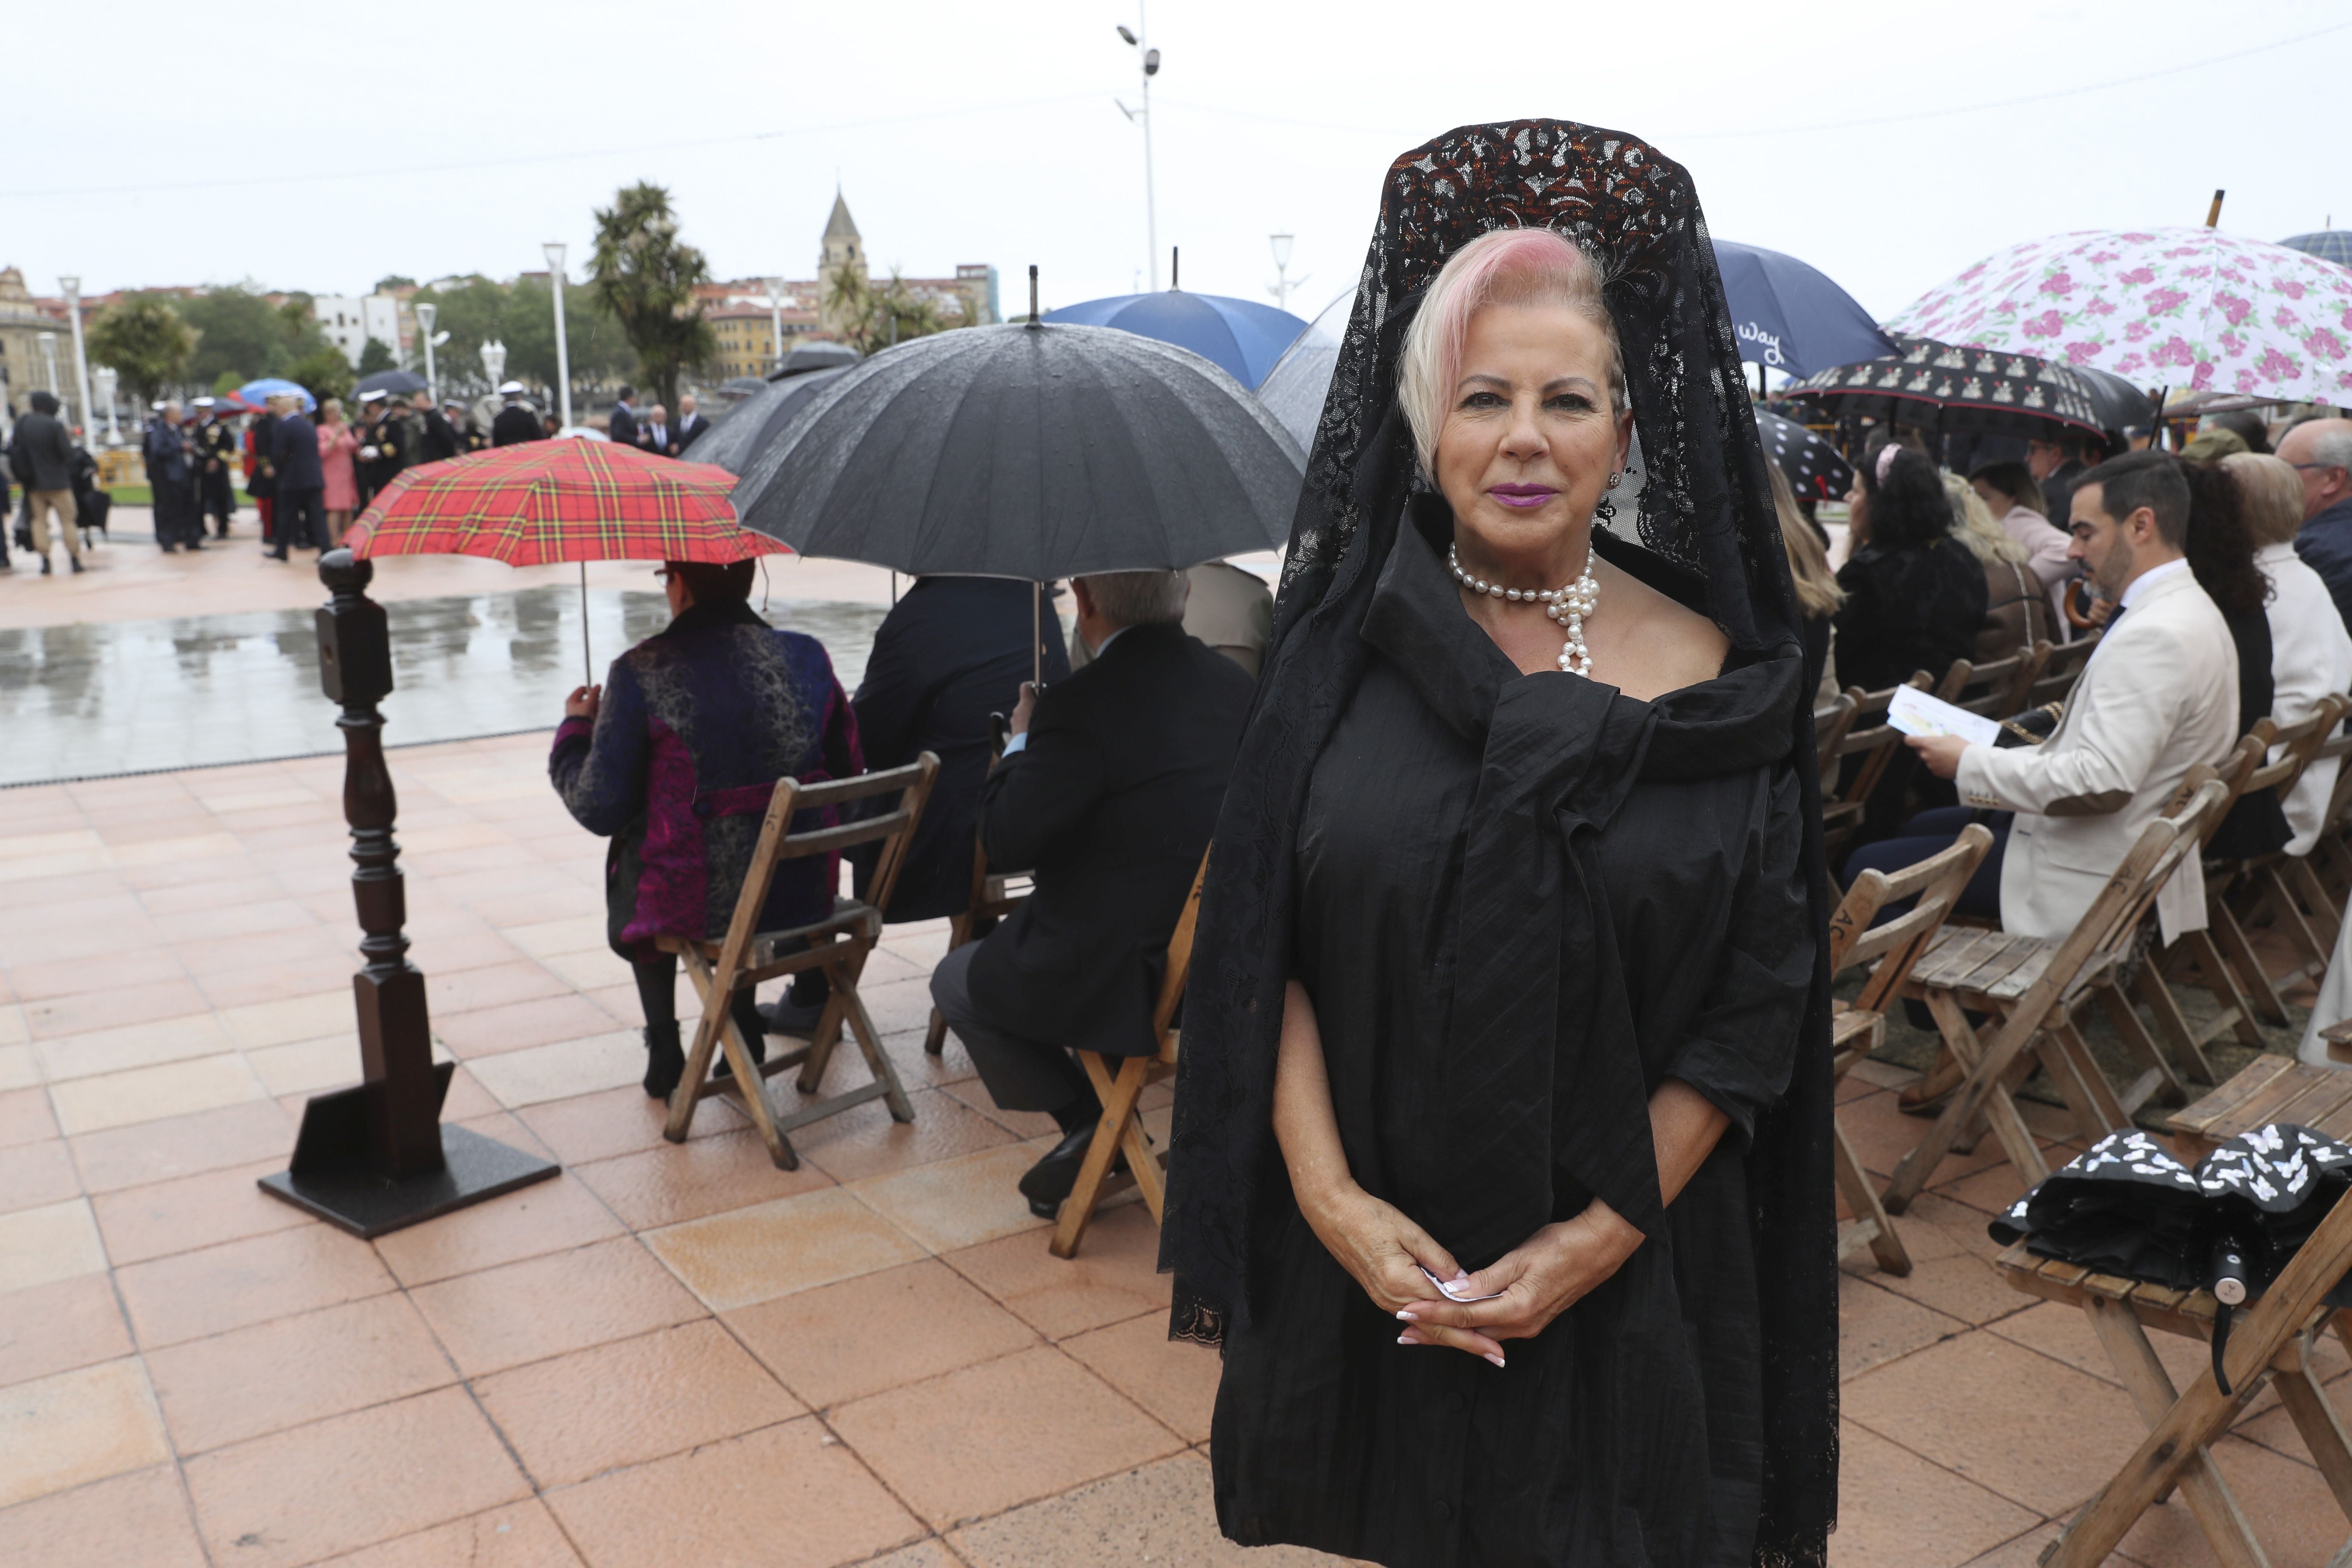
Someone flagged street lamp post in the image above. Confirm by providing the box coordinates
[94,367,119,445]
[544,243,573,431]
[413,302,439,403]
[1268,234,1302,313]
[60,277,96,444]
[1115,11,1162,291]
[766,276,787,374]
[480,340,507,390]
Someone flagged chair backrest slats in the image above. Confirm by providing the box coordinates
[1826,824,1994,1014]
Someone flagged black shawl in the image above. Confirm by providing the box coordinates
[1159,120,1839,1566]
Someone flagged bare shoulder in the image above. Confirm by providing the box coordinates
[1592,559,1731,701]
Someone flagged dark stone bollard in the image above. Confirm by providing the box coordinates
[259,548,557,1236]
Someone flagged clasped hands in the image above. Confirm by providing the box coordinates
[1297,1177,1644,1368]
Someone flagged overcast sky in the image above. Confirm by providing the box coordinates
[11,0,2344,332]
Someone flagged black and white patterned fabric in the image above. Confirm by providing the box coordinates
[1758,408,1853,501]
[1990,1124,2352,1296]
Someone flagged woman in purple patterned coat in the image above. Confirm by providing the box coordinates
[550,557,863,1097]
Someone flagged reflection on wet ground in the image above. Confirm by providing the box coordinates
[0,587,888,787]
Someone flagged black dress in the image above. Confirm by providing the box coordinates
[2209,605,2290,861]
[1210,522,1814,1567]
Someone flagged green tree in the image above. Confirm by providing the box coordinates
[181,285,337,388]
[357,337,398,374]
[373,275,416,293]
[86,295,195,404]
[589,182,717,412]
[212,369,243,398]
[824,267,954,356]
[504,276,630,407]
[286,346,353,407]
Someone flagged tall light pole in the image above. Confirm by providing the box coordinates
[481,340,507,390]
[1115,12,1162,291]
[1268,234,1303,313]
[60,277,95,443]
[765,276,787,374]
[94,366,119,445]
[412,302,440,403]
[543,243,573,431]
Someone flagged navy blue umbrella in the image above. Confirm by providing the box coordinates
[1044,290,1308,389]
[1711,241,1896,380]
[2281,231,2352,270]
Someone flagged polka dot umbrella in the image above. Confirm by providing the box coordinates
[1757,408,1853,501]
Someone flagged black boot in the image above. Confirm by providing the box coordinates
[1017,1118,1129,1219]
[643,1020,685,1099]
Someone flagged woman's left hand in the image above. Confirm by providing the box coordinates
[1394,1200,1645,1365]
[564,684,601,721]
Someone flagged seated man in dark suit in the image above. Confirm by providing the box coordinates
[930,568,1254,1217]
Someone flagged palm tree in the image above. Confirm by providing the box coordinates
[588,183,717,413]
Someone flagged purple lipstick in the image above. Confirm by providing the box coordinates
[1489,483,1556,510]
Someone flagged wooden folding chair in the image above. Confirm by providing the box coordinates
[658,754,939,1170]
[1882,778,2231,1213]
[2023,631,2100,709]
[1998,1197,2352,1568]
[1823,824,1994,1274]
[1933,642,2048,720]
[2015,1053,2352,1567]
[1822,674,1931,876]
[1048,846,1209,1260]
[1813,692,1859,796]
[2228,697,2352,1006]
[2118,734,2278,1074]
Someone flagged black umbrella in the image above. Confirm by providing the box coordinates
[1757,408,1854,501]
[688,367,852,477]
[2070,365,2158,443]
[1785,333,2106,441]
[733,322,1303,579]
[770,339,862,378]
[733,322,1303,684]
[355,368,429,398]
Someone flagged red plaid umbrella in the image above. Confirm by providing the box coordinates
[342,438,789,683]
[343,438,786,566]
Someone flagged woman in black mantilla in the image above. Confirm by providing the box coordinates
[1160,123,1837,1567]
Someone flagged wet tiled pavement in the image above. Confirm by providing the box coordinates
[0,589,886,786]
[6,524,2352,1565]
[0,516,891,787]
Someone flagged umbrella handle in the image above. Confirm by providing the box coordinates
[581,562,592,687]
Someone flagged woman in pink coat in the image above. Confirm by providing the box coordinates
[317,398,360,544]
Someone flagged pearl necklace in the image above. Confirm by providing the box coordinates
[1449,543,1601,676]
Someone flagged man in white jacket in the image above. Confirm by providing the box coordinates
[1911,451,2239,945]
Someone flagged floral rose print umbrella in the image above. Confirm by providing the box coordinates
[1888,227,2352,406]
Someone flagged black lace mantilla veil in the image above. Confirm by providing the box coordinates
[1159,121,1838,1563]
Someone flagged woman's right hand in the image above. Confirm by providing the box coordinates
[564,684,601,721]
[1295,1176,1467,1317]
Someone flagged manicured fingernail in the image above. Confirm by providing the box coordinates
[1396,1334,1416,1345]
[1484,1354,1505,1368]
[1395,1310,1416,1321]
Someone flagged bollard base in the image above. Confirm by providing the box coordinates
[259,1124,558,1239]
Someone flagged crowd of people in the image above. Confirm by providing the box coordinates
[0,374,745,575]
[1801,410,2352,982]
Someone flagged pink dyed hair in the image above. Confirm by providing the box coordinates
[1396,226,1625,475]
